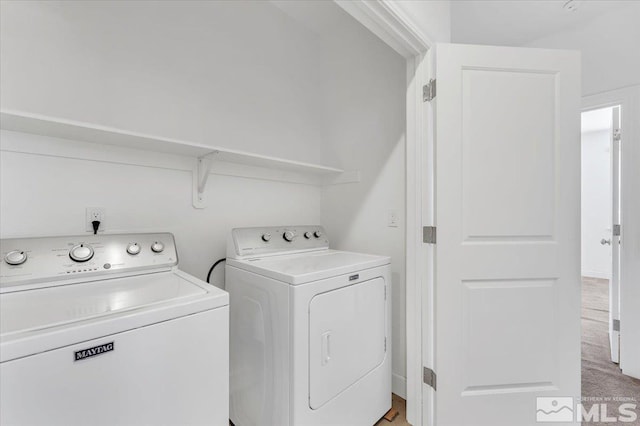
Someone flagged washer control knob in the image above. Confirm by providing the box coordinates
[261,233,272,242]
[69,244,94,262]
[283,231,296,242]
[304,232,312,239]
[314,230,323,238]
[151,242,165,253]
[5,250,27,266]
[127,243,141,255]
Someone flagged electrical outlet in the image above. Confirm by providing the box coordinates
[387,210,399,228]
[86,207,106,233]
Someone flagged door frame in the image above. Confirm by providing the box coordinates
[333,1,433,424]
[580,104,620,362]
[582,85,640,379]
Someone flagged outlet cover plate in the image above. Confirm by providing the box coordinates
[86,207,106,232]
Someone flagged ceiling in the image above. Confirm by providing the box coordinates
[451,0,635,46]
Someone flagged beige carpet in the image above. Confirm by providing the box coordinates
[582,277,640,425]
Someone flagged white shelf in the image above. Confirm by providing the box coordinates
[0,110,359,208]
[0,110,344,174]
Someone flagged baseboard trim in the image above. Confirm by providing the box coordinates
[392,373,407,399]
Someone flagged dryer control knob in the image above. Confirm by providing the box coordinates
[127,243,141,255]
[283,231,296,242]
[314,230,323,238]
[261,233,272,242]
[304,232,312,239]
[4,250,27,266]
[69,244,94,262]
[151,242,165,253]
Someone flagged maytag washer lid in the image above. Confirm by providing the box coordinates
[0,270,228,362]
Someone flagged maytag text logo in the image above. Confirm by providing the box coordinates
[74,342,114,361]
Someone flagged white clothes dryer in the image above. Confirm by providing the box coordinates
[226,226,391,426]
[0,233,229,426]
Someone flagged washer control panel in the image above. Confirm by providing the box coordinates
[1,233,177,288]
[229,225,329,258]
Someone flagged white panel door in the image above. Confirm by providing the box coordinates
[434,44,581,426]
[609,106,621,363]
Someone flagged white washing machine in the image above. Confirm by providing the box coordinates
[0,233,229,426]
[226,226,391,426]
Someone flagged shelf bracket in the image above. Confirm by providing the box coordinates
[192,151,219,208]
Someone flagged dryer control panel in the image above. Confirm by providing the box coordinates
[229,226,329,259]
[0,233,177,289]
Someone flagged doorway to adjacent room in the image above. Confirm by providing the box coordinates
[580,105,640,421]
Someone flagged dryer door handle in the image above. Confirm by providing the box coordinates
[321,331,331,366]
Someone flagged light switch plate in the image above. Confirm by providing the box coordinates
[387,210,399,228]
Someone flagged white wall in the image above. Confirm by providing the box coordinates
[581,128,612,279]
[0,0,410,392]
[0,131,322,286]
[524,3,640,96]
[315,7,407,396]
[0,0,327,164]
[0,0,331,285]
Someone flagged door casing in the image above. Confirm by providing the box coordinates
[333,2,433,424]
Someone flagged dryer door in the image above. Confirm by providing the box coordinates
[308,277,386,409]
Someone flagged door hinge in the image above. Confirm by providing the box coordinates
[613,319,620,331]
[423,226,436,244]
[423,367,437,390]
[384,285,387,300]
[384,337,387,352]
[613,224,621,236]
[423,79,436,102]
[613,129,621,142]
